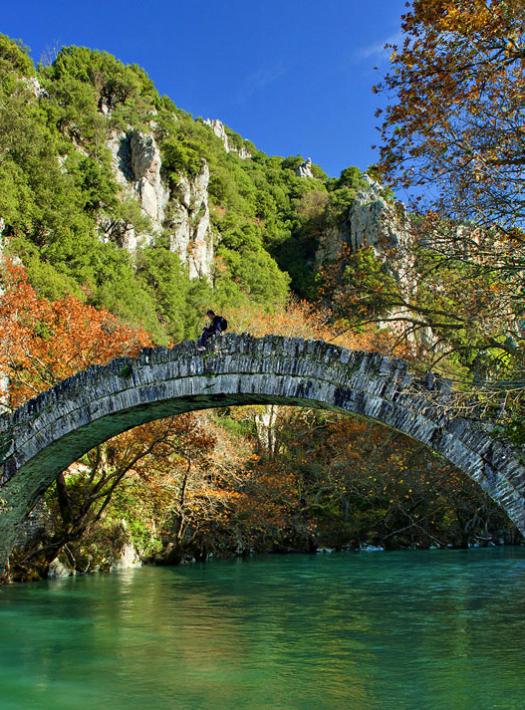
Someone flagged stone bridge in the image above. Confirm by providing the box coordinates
[1,334,524,572]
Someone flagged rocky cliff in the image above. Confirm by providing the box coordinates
[314,175,420,348]
[317,176,407,256]
[107,130,169,250]
[203,118,252,160]
[295,158,314,178]
[167,159,214,280]
[107,130,214,279]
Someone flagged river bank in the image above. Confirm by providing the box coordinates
[40,532,524,581]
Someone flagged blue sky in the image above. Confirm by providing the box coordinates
[2,0,407,177]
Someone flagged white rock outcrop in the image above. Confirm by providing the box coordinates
[107,130,169,250]
[203,118,252,160]
[107,130,214,278]
[129,131,170,225]
[111,541,142,571]
[318,176,449,355]
[23,76,47,99]
[295,158,314,179]
[317,176,412,272]
[48,557,75,578]
[348,176,410,253]
[168,159,214,280]
[316,175,418,347]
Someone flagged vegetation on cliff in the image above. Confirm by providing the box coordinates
[0,11,523,582]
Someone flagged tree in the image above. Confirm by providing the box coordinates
[0,259,164,579]
[371,0,525,428]
[0,260,151,407]
[269,411,518,550]
[13,419,176,578]
[377,0,525,231]
[11,412,253,579]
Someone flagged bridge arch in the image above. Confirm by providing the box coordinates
[1,334,524,571]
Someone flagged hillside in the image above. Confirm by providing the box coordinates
[1,33,519,582]
[0,35,403,345]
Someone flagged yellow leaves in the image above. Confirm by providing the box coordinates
[228,298,331,341]
[380,0,524,209]
[419,0,493,36]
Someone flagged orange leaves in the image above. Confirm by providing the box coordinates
[117,412,257,541]
[0,260,151,407]
[229,285,401,358]
[227,298,332,341]
[378,0,525,232]
[412,0,496,37]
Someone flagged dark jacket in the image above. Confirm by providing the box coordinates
[211,315,223,333]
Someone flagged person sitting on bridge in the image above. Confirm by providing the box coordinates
[197,310,227,350]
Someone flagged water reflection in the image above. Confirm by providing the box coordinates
[1,549,525,709]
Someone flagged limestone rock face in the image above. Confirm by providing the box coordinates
[349,176,410,253]
[168,160,214,280]
[107,130,169,250]
[203,118,251,159]
[111,538,142,571]
[24,77,47,99]
[295,158,314,178]
[107,131,214,277]
[48,557,75,578]
[204,118,228,149]
[110,520,142,571]
[317,176,413,278]
[129,131,169,224]
[316,175,418,346]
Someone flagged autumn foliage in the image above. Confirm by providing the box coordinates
[228,296,404,356]
[0,259,151,408]
[376,0,525,229]
[1,260,516,583]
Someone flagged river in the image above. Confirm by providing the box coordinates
[1,548,525,709]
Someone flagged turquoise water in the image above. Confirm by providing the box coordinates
[1,549,525,709]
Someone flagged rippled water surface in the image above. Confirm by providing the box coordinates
[1,548,525,709]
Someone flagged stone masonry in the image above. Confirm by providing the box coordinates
[1,334,524,575]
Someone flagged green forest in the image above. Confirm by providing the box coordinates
[0,15,524,583]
